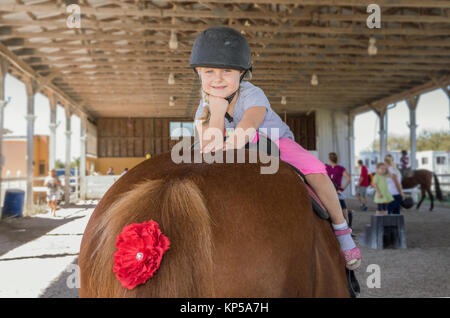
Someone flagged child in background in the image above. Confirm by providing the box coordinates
[373,163,394,215]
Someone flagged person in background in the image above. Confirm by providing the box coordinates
[44,169,62,217]
[356,159,369,211]
[120,168,129,176]
[400,150,410,177]
[385,154,407,214]
[326,152,351,224]
[106,167,114,175]
[373,163,394,215]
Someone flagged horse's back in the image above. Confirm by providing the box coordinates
[79,151,348,297]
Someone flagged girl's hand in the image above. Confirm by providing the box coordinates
[378,193,383,198]
[205,93,229,116]
[202,136,224,154]
[401,192,407,200]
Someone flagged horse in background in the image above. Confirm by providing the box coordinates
[401,169,444,211]
[78,150,350,297]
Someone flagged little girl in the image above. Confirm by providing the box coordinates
[190,26,361,270]
[373,163,394,215]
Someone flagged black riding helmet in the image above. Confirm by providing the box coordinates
[190,26,253,107]
[401,197,414,209]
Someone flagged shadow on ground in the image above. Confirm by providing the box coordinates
[0,215,85,257]
[39,257,80,298]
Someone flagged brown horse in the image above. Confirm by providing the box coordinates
[78,150,349,297]
[402,169,443,211]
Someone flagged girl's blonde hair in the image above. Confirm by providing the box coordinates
[194,68,252,123]
[384,154,400,174]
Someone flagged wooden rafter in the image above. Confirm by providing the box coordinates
[0,0,448,118]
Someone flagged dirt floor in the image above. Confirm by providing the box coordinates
[348,198,450,298]
[0,198,449,298]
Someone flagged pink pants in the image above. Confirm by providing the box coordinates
[275,138,327,176]
[251,133,327,176]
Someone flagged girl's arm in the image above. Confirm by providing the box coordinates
[390,172,406,198]
[200,95,228,153]
[373,182,382,198]
[342,169,351,191]
[224,106,267,150]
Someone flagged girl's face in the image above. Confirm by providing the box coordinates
[377,165,387,175]
[197,67,242,98]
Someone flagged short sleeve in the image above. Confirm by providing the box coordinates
[241,87,271,113]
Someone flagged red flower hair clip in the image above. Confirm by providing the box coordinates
[113,220,170,290]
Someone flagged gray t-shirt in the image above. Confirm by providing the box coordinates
[194,81,294,141]
[45,176,60,194]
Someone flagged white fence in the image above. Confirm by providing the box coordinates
[86,175,121,199]
[1,175,80,207]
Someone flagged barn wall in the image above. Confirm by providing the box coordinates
[96,114,317,157]
[284,112,316,151]
[96,118,193,157]
[316,109,353,196]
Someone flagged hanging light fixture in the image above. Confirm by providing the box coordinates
[169,96,175,107]
[368,37,378,56]
[311,74,319,86]
[168,73,175,85]
[281,96,287,105]
[169,30,178,50]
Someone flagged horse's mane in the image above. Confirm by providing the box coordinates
[80,176,214,297]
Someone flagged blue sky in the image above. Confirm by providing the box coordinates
[2,73,449,162]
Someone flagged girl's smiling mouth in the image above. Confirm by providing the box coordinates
[212,86,227,89]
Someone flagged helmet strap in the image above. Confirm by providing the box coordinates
[224,69,248,104]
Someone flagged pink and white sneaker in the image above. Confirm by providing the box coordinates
[334,228,362,270]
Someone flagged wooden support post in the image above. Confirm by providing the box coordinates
[406,95,420,170]
[25,78,38,214]
[440,85,450,130]
[64,106,71,207]
[0,57,9,218]
[48,92,57,170]
[80,114,87,201]
[348,112,356,196]
[376,105,388,164]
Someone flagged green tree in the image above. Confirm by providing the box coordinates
[370,133,410,151]
[416,129,450,151]
[55,159,65,169]
[369,129,449,152]
[71,157,80,169]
